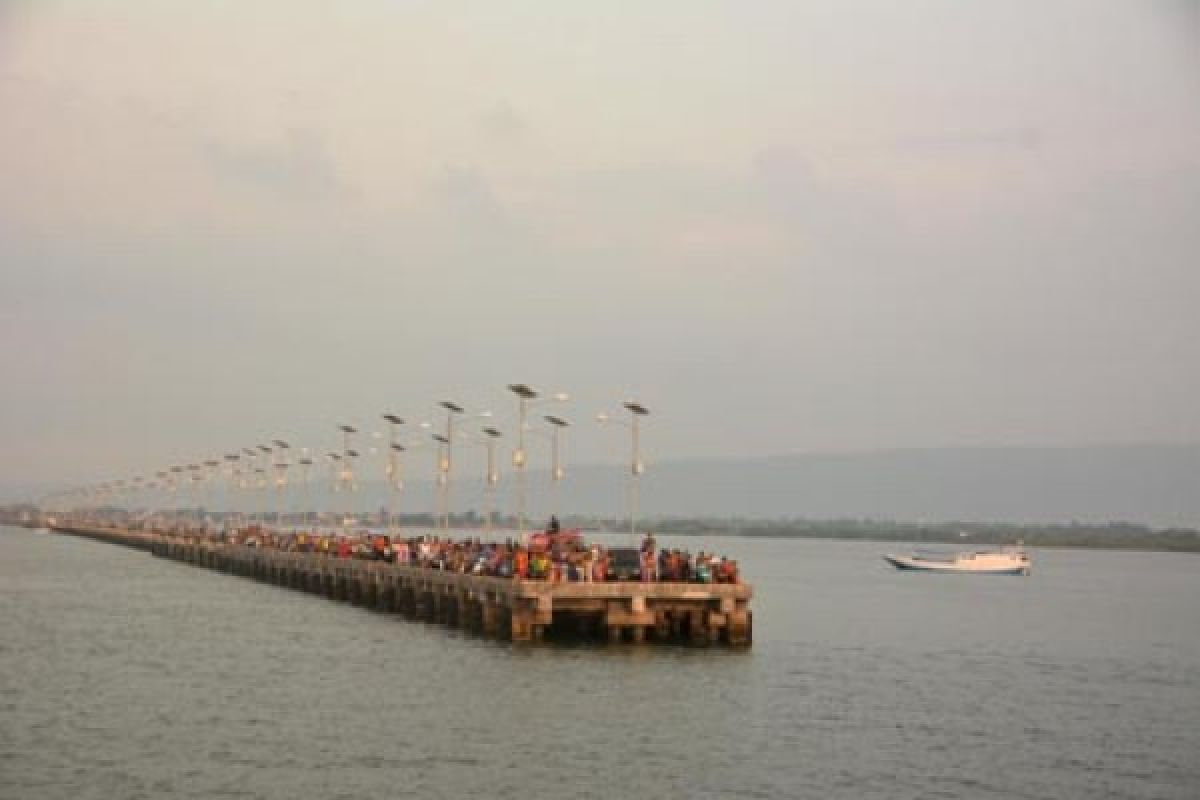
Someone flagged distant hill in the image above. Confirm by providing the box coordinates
[327,443,1200,529]
[623,444,1200,528]
[8,444,1199,529]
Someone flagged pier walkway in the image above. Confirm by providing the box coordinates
[52,525,753,647]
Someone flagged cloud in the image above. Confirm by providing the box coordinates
[198,128,350,200]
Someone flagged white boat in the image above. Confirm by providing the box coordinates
[883,543,1031,575]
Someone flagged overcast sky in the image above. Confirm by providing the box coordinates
[1,1,1198,495]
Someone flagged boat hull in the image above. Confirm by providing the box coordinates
[883,554,1030,575]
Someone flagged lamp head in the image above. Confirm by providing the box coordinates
[508,383,538,399]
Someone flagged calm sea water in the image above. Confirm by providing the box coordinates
[2,526,1197,799]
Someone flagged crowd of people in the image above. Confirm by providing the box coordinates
[192,518,740,585]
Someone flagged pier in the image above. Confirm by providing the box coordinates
[52,525,753,646]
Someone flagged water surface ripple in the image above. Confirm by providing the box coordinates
[2,527,1197,799]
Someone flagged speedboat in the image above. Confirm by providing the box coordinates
[883,543,1031,575]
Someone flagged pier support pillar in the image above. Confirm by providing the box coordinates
[397,588,417,618]
[727,609,751,647]
[510,606,533,642]
[654,612,672,642]
[378,584,395,612]
[481,601,500,638]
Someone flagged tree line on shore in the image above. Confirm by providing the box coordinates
[5,503,1198,552]
[642,517,1200,552]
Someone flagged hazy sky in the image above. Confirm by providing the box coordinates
[2,1,1198,495]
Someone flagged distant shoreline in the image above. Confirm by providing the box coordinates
[641,520,1200,554]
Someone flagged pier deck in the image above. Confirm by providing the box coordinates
[52,525,753,646]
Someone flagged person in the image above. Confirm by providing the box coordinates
[641,549,656,583]
[548,515,560,534]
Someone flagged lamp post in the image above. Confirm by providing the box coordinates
[343,449,360,530]
[544,415,570,520]
[271,439,290,532]
[169,465,184,531]
[296,455,313,531]
[256,445,273,529]
[438,402,464,531]
[223,454,240,534]
[154,470,168,530]
[482,426,502,532]
[325,452,342,533]
[624,402,649,538]
[597,401,650,539]
[203,460,220,533]
[382,414,405,534]
[240,448,257,529]
[187,464,203,533]
[507,384,568,533]
[337,425,356,531]
[508,384,536,533]
[432,433,450,531]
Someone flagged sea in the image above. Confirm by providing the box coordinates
[1,525,1197,799]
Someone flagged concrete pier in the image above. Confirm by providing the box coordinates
[52,525,753,647]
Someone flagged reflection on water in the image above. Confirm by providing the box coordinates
[1,527,1198,799]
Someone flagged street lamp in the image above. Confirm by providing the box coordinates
[439,401,464,532]
[432,432,450,531]
[507,384,568,533]
[337,425,357,531]
[343,449,360,530]
[256,445,273,529]
[544,415,570,519]
[482,426,502,532]
[597,401,650,539]
[154,470,169,530]
[241,448,258,529]
[453,422,503,533]
[271,439,290,532]
[169,465,184,531]
[187,464,203,533]
[203,459,220,533]
[382,414,405,534]
[325,452,342,532]
[223,453,240,534]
